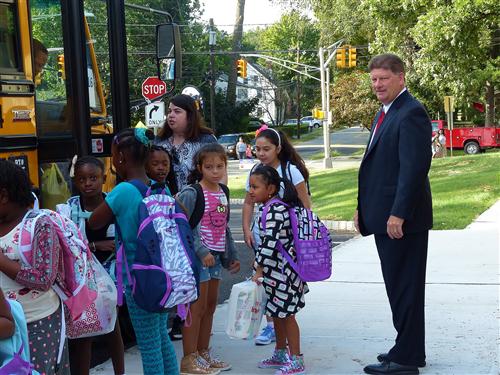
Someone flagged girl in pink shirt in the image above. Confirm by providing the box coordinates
[177,144,240,375]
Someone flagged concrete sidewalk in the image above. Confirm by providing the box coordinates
[91,201,499,375]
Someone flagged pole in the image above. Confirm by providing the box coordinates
[318,47,332,169]
[449,111,454,157]
[209,19,216,133]
[296,46,301,139]
[325,67,331,158]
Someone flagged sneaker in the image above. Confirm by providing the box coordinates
[274,354,305,375]
[180,352,220,375]
[199,348,232,371]
[255,325,276,345]
[258,348,290,369]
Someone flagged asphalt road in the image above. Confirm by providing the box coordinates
[295,126,370,158]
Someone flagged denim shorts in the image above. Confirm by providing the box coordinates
[199,253,223,283]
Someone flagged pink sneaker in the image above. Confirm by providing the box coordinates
[258,348,290,369]
[274,354,305,375]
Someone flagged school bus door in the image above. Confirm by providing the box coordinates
[0,0,39,186]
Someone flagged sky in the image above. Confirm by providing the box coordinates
[200,0,287,32]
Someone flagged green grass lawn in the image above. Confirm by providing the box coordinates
[229,153,500,229]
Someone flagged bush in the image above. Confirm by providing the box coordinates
[274,125,310,138]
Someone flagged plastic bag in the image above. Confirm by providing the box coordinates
[65,255,118,339]
[41,163,70,210]
[225,280,266,339]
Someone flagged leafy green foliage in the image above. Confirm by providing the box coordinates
[208,93,259,136]
[277,0,499,123]
[244,11,321,121]
[332,71,380,128]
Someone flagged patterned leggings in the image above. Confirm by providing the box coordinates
[125,290,179,375]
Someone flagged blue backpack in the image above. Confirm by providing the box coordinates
[0,300,39,375]
[116,180,199,315]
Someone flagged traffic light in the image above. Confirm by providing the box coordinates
[57,54,65,80]
[348,47,357,68]
[312,108,325,119]
[236,59,247,78]
[336,47,347,68]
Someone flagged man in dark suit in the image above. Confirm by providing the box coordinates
[354,54,433,375]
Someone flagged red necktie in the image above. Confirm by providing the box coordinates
[373,110,385,135]
[369,110,385,148]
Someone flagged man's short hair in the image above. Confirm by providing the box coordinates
[33,39,48,56]
[368,54,405,74]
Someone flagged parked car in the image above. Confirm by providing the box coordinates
[300,116,323,128]
[282,119,301,126]
[218,133,246,159]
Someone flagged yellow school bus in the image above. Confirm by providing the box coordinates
[0,0,180,198]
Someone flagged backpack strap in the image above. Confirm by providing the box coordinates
[127,179,149,197]
[260,199,301,275]
[114,223,133,307]
[189,183,205,229]
[189,183,230,229]
[219,183,230,222]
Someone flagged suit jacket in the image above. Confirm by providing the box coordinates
[357,90,433,236]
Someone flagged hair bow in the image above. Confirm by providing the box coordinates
[255,124,269,138]
[134,128,150,146]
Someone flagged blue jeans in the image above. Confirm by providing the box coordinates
[199,253,223,283]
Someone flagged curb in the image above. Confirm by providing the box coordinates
[230,198,356,232]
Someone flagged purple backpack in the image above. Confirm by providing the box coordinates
[261,198,332,282]
[116,180,199,315]
[0,300,39,375]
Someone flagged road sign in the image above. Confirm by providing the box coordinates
[145,101,165,128]
[142,76,167,101]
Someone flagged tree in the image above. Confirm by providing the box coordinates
[332,71,379,129]
[249,11,321,121]
[278,0,499,124]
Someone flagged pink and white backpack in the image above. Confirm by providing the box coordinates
[19,208,117,339]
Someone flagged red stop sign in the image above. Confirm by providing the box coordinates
[141,76,167,100]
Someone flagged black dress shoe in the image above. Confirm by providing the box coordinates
[364,361,419,375]
[377,353,426,368]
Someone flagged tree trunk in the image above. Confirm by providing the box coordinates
[485,29,499,126]
[226,0,245,106]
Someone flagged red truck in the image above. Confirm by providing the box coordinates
[432,120,500,154]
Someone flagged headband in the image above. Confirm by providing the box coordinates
[134,128,151,147]
[255,125,281,147]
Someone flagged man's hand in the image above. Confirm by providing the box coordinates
[387,215,405,239]
[353,210,360,232]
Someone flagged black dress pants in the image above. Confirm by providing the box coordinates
[374,231,428,366]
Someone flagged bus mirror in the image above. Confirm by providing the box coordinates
[156,23,181,81]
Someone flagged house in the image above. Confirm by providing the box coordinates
[215,62,279,125]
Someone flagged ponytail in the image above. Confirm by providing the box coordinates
[250,165,303,208]
[256,129,309,183]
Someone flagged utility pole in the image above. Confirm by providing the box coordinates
[209,18,216,133]
[226,0,245,106]
[296,46,301,139]
[318,47,332,168]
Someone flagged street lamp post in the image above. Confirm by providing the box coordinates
[209,19,216,133]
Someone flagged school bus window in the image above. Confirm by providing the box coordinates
[0,3,21,72]
[31,2,72,137]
